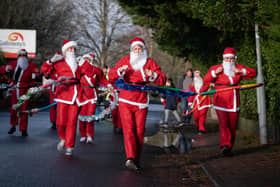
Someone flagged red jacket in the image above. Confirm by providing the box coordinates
[77,60,109,106]
[201,64,256,112]
[41,59,81,105]
[0,60,39,98]
[188,82,211,110]
[108,56,166,108]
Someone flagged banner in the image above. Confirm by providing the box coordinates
[0,29,36,59]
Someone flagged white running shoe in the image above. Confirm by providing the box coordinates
[57,140,65,152]
[80,137,86,143]
[86,136,93,144]
[65,147,73,156]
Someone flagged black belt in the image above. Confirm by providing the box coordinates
[83,86,96,88]
[215,84,238,87]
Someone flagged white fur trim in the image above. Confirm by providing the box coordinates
[242,68,246,76]
[85,75,94,87]
[54,80,78,105]
[32,73,36,79]
[211,70,216,78]
[5,66,10,72]
[229,77,234,85]
[117,67,125,77]
[83,54,94,61]
[223,54,235,58]
[213,89,239,112]
[119,96,149,109]
[140,68,146,82]
[197,104,212,110]
[62,41,77,55]
[148,72,157,82]
[131,41,145,48]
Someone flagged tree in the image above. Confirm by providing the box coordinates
[72,0,135,68]
[118,0,280,142]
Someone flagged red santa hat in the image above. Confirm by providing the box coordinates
[194,69,200,74]
[61,40,77,55]
[223,47,237,58]
[17,49,28,57]
[130,37,145,48]
[83,53,95,61]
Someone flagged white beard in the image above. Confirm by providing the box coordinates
[17,57,29,70]
[129,50,148,70]
[222,60,236,77]
[65,52,77,73]
[194,77,203,92]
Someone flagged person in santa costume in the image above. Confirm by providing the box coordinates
[188,70,211,134]
[0,49,40,137]
[41,40,81,155]
[108,37,166,170]
[42,73,58,130]
[201,47,256,156]
[110,84,122,134]
[77,53,110,143]
[49,82,57,130]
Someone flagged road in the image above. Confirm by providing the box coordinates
[0,104,189,187]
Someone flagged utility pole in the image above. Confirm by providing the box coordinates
[255,23,267,144]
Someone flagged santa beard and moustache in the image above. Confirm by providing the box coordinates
[194,76,203,92]
[17,57,29,70]
[65,51,77,72]
[130,49,148,70]
[222,60,236,77]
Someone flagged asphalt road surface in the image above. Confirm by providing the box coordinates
[0,104,181,187]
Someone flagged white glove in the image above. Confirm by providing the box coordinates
[50,52,63,64]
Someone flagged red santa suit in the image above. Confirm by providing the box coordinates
[108,37,166,166]
[188,72,211,133]
[202,47,256,152]
[42,76,57,127]
[41,41,81,151]
[110,83,122,132]
[49,84,56,125]
[0,49,39,134]
[77,54,109,143]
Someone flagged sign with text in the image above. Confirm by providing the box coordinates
[0,29,36,59]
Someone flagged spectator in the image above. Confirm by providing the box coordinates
[177,68,193,124]
[160,78,183,128]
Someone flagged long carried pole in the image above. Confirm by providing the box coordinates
[255,23,267,144]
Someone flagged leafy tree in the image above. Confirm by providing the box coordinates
[118,0,280,142]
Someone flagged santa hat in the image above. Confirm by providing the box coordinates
[130,37,145,48]
[17,49,28,57]
[223,47,237,58]
[83,53,95,62]
[194,69,200,74]
[61,40,77,55]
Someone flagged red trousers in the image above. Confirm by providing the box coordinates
[216,110,239,149]
[193,108,208,132]
[119,102,148,162]
[49,90,56,123]
[112,105,122,129]
[79,102,96,138]
[10,91,29,131]
[56,102,79,148]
